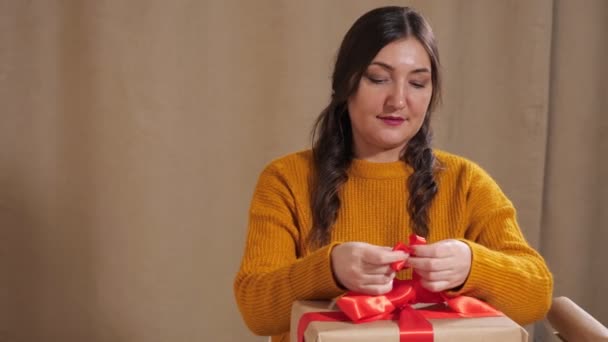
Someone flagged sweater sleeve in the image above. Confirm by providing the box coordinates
[448,162,553,325]
[233,163,345,336]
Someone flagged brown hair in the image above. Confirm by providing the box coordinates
[310,6,441,246]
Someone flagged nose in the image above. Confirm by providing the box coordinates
[386,81,406,112]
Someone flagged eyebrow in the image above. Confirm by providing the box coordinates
[370,61,431,74]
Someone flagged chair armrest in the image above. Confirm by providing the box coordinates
[547,296,608,342]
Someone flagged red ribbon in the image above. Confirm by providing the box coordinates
[297,234,502,342]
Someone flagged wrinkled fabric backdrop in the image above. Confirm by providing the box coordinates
[0,0,606,341]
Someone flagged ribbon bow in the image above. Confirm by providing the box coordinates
[297,234,502,342]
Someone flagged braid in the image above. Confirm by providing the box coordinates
[309,103,352,247]
[404,119,438,237]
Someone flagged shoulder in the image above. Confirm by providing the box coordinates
[262,149,313,175]
[433,149,507,200]
[433,149,481,176]
[250,150,313,211]
[433,149,499,188]
[256,149,313,189]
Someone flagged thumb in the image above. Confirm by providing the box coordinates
[364,247,409,265]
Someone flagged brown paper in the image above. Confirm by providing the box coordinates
[290,300,528,342]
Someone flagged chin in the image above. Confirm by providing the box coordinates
[380,142,408,153]
[380,137,409,148]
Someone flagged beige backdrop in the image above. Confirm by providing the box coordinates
[0,1,606,341]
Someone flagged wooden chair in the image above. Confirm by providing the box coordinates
[544,296,608,341]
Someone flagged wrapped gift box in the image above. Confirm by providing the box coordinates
[291,300,528,342]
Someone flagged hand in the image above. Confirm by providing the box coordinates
[408,239,472,292]
[331,242,409,295]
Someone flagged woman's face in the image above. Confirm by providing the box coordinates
[347,37,433,162]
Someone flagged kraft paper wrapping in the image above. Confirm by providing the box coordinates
[290,300,528,342]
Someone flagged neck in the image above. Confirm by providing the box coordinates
[354,145,406,163]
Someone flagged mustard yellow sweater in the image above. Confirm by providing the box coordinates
[234,149,553,341]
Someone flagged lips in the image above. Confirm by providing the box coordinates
[378,115,406,126]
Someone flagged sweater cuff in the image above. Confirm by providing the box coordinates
[288,242,346,300]
[445,239,493,298]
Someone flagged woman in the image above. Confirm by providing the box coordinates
[234,6,553,341]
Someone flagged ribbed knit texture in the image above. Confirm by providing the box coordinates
[234,149,553,342]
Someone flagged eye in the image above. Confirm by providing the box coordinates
[364,74,389,84]
[410,81,428,89]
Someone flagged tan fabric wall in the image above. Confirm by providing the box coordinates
[0,1,605,341]
[541,0,608,327]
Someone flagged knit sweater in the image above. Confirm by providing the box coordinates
[234,149,553,342]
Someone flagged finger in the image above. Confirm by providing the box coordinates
[362,248,409,265]
[420,279,451,293]
[411,243,450,258]
[361,263,394,275]
[414,269,453,282]
[361,272,395,286]
[407,256,451,272]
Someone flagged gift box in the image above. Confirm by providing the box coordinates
[290,234,527,342]
[290,299,528,342]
